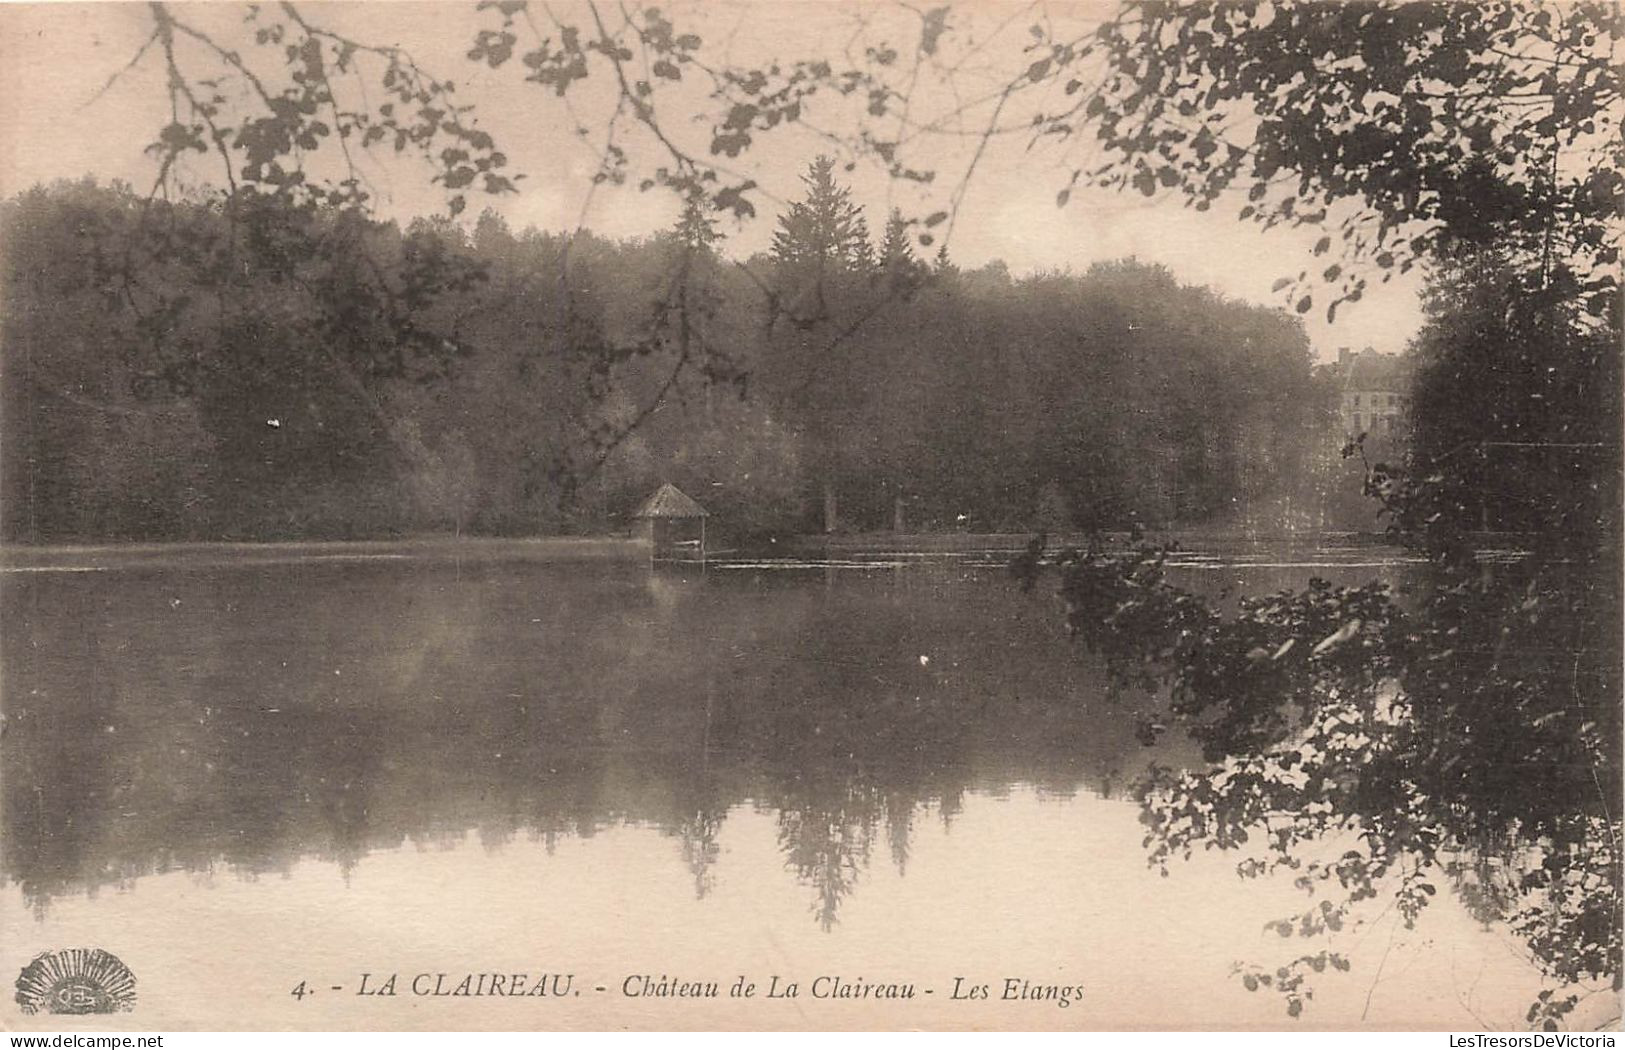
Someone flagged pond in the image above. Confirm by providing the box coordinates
[0,542,1566,1029]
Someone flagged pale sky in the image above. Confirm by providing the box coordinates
[0,1,1427,358]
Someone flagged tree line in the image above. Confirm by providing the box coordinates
[1,167,1344,545]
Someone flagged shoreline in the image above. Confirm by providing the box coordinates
[0,535,647,572]
[0,528,1412,573]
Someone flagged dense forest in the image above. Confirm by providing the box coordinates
[1,166,1349,545]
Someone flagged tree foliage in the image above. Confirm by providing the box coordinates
[1023,2,1624,1025]
[2,179,1327,543]
[1035,1,1624,323]
[118,2,1621,320]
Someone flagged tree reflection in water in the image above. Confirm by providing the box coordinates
[5,554,1298,925]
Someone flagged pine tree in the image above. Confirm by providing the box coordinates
[661,193,739,413]
[878,208,922,293]
[672,194,720,255]
[771,156,873,278]
[767,157,876,532]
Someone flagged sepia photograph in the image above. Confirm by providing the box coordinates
[0,0,1620,1033]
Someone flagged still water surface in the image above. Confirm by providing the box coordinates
[0,545,1569,1029]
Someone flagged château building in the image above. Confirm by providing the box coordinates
[1334,347,1413,438]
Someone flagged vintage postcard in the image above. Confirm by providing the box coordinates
[1,0,1619,1033]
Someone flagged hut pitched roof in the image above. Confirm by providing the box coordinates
[635,482,709,519]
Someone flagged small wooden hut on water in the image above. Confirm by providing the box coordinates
[634,483,709,564]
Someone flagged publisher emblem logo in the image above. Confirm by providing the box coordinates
[14,949,136,1015]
